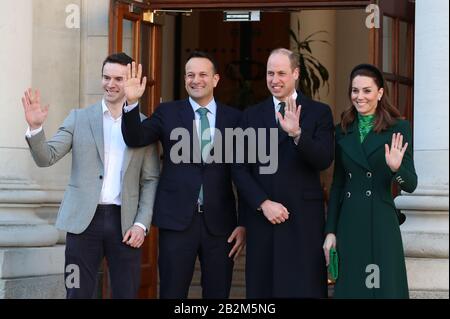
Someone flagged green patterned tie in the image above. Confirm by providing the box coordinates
[196,107,211,204]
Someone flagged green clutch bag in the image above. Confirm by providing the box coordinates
[328,247,339,281]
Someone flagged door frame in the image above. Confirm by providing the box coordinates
[148,0,371,9]
[108,0,162,299]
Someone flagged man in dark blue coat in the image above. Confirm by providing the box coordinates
[241,48,334,298]
[121,51,247,298]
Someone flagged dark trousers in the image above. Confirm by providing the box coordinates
[158,210,234,299]
[64,205,141,299]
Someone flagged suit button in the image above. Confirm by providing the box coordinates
[366,190,372,197]
[367,172,372,178]
[346,192,351,198]
[99,175,103,180]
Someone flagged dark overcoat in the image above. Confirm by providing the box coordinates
[241,94,334,298]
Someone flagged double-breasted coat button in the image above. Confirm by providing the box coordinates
[366,172,372,178]
[366,190,372,197]
[346,192,351,198]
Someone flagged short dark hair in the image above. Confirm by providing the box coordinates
[186,51,219,74]
[102,52,134,74]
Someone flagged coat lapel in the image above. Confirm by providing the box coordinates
[296,93,308,139]
[213,103,226,155]
[338,120,371,170]
[88,102,104,165]
[262,98,277,129]
[179,99,201,164]
[121,148,133,180]
[363,126,394,158]
[121,114,147,180]
[261,98,289,145]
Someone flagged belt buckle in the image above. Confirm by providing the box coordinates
[197,203,204,213]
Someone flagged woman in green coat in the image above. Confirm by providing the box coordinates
[323,64,417,298]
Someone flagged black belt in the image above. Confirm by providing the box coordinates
[97,204,121,210]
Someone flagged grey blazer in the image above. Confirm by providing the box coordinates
[26,102,159,236]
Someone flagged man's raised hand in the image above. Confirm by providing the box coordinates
[21,88,49,130]
[277,96,301,137]
[124,62,147,105]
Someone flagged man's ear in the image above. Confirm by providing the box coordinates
[213,74,220,87]
[293,67,300,81]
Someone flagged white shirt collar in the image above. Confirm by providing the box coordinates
[102,99,109,114]
[102,99,122,120]
[273,91,298,109]
[189,97,217,116]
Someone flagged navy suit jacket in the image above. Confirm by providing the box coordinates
[122,99,247,236]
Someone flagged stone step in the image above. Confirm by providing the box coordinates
[187,248,246,299]
[191,268,245,285]
[192,256,246,271]
[188,284,246,299]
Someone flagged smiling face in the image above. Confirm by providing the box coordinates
[351,75,384,116]
[185,57,220,106]
[266,53,299,101]
[102,62,128,106]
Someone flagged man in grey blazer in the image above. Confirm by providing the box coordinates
[21,53,159,299]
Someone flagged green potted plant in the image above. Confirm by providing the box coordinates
[290,19,330,99]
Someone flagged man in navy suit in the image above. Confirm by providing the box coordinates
[121,51,246,298]
[241,48,334,298]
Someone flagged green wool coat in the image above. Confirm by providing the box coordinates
[325,119,417,299]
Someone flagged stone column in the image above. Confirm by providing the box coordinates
[395,0,449,299]
[0,0,63,298]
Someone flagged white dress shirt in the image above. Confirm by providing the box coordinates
[100,100,126,205]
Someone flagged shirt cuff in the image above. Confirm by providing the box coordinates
[25,126,43,138]
[123,102,139,113]
[134,222,147,234]
[292,128,302,145]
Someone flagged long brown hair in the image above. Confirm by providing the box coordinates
[340,64,402,133]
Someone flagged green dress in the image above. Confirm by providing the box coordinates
[325,117,417,298]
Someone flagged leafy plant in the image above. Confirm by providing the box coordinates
[289,19,330,99]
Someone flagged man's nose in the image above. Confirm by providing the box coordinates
[191,75,201,83]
